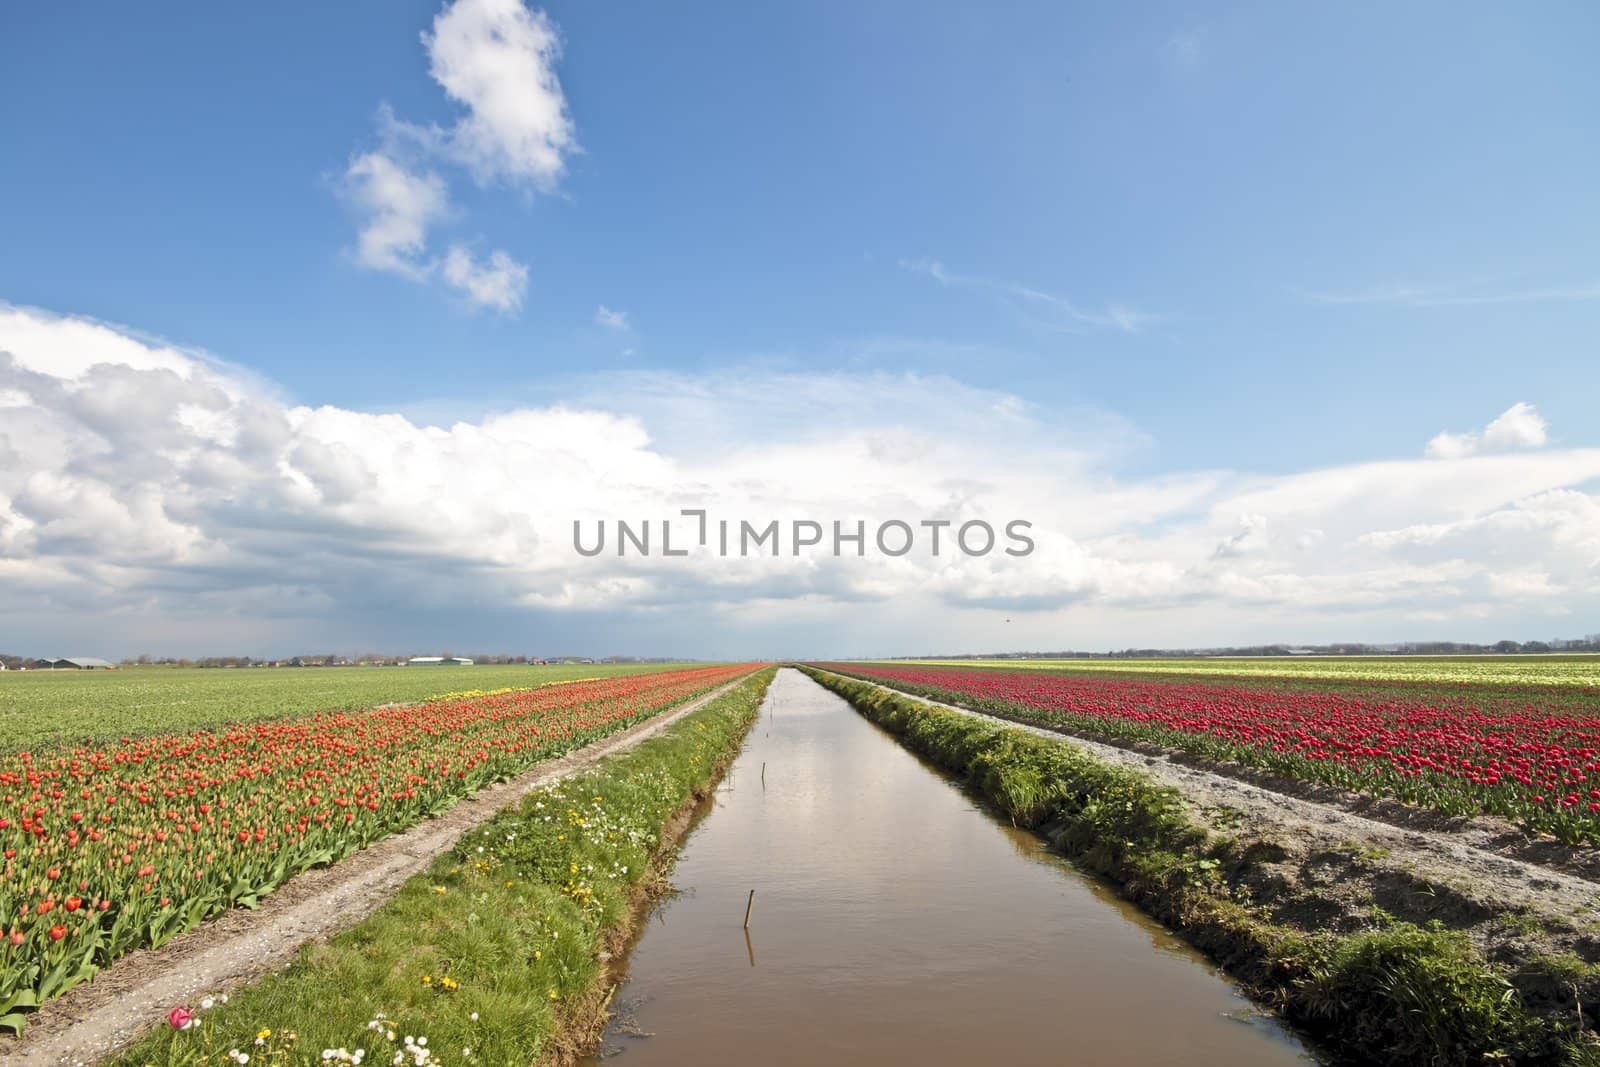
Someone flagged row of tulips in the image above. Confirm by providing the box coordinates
[0,664,755,1031]
[818,663,1600,845]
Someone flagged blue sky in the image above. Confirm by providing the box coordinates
[2,2,1598,657]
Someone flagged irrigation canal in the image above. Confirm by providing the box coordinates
[579,667,1319,1066]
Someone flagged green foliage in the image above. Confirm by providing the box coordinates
[1298,923,1523,1065]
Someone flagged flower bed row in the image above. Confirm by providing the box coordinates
[110,668,777,1066]
[0,664,754,1031]
[817,662,1600,844]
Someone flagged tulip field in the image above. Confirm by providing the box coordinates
[0,664,752,1031]
[821,662,1600,845]
[895,655,1600,688]
[0,662,696,750]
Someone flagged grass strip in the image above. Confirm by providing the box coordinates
[112,667,776,1067]
[803,667,1599,1067]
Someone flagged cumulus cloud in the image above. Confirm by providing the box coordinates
[342,150,528,309]
[1482,402,1550,450]
[441,245,529,311]
[339,0,573,312]
[424,0,575,189]
[3,304,1600,655]
[1425,401,1549,458]
[345,153,450,279]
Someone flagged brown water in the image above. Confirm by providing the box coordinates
[581,668,1319,1067]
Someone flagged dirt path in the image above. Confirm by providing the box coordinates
[823,670,1600,943]
[0,674,755,1067]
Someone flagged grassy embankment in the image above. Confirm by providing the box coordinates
[0,662,698,749]
[803,666,1599,1067]
[112,667,776,1067]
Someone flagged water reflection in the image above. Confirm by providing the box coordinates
[581,668,1319,1067]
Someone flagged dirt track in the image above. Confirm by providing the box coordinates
[0,675,753,1067]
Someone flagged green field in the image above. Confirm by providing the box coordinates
[0,663,697,749]
[890,655,1600,688]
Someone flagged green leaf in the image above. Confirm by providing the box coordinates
[0,988,40,1013]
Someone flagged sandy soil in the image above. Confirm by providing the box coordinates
[0,675,754,1067]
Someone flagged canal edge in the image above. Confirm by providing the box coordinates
[796,665,1599,1067]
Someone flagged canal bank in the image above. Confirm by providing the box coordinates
[582,667,1317,1067]
[804,665,1600,1067]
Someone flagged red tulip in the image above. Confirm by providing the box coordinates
[829,662,1600,846]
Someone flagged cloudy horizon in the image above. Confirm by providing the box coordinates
[3,300,1597,660]
[3,2,1598,659]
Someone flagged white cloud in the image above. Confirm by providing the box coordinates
[339,0,576,312]
[594,305,629,330]
[1212,513,1268,558]
[441,245,528,311]
[1423,430,1478,460]
[1425,401,1549,458]
[3,304,1599,654]
[1488,570,1559,599]
[424,0,576,189]
[344,153,450,280]
[341,153,529,312]
[1482,401,1549,450]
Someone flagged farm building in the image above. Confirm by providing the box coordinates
[405,656,475,666]
[47,657,117,670]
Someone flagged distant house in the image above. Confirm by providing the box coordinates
[48,657,117,670]
[406,656,475,667]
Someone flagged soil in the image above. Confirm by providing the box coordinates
[0,675,755,1067]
